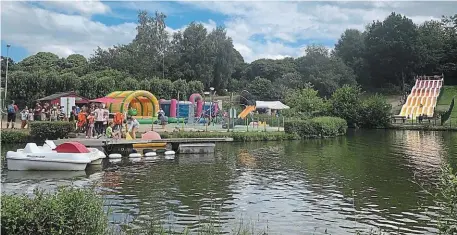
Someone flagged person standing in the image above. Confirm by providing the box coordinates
[113,111,124,132]
[126,116,139,139]
[20,107,29,129]
[102,104,110,137]
[27,108,34,128]
[86,112,95,138]
[34,103,42,121]
[6,100,18,129]
[94,103,104,137]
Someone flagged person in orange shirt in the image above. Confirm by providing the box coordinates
[86,113,95,138]
[77,109,87,133]
[113,112,124,132]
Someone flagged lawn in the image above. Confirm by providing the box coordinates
[436,86,457,122]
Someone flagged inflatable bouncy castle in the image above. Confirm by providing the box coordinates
[105,90,160,124]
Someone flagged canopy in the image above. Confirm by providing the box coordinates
[90,97,117,103]
[255,101,290,110]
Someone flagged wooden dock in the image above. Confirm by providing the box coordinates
[52,138,233,147]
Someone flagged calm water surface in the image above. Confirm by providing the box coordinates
[2,130,457,234]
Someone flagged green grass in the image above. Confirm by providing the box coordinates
[437,86,457,122]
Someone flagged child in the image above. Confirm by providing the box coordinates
[27,108,34,128]
[105,122,113,138]
[86,113,95,138]
[20,108,29,129]
[113,111,124,132]
[106,122,121,139]
[77,109,87,133]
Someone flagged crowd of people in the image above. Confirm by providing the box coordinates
[5,100,141,140]
[6,100,73,129]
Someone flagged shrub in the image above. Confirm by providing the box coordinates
[1,187,108,235]
[359,94,392,128]
[1,129,31,143]
[283,86,328,118]
[160,131,296,142]
[30,121,75,140]
[284,116,347,138]
[328,85,363,127]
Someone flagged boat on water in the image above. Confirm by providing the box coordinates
[42,140,106,165]
[6,142,93,171]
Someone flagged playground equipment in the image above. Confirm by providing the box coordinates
[159,99,186,123]
[399,75,444,119]
[189,93,203,117]
[105,90,159,124]
[238,105,256,119]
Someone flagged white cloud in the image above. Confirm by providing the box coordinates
[184,1,457,62]
[2,1,456,64]
[37,0,110,16]
[1,1,136,58]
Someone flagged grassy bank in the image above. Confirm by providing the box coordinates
[436,86,457,122]
[161,131,297,142]
[388,124,457,131]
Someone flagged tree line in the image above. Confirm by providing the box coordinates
[1,11,456,108]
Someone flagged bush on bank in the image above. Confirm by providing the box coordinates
[30,121,75,140]
[284,116,348,138]
[1,187,108,235]
[161,131,297,142]
[1,129,31,143]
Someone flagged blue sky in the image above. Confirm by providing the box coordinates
[2,1,456,63]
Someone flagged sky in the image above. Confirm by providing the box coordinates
[1,1,457,63]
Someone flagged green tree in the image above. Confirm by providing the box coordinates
[247,76,276,101]
[329,85,363,126]
[17,52,61,73]
[334,29,369,87]
[187,80,204,95]
[364,13,419,90]
[206,26,236,90]
[284,84,327,118]
[172,79,188,98]
[359,94,392,128]
[296,45,357,96]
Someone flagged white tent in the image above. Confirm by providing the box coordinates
[255,101,290,110]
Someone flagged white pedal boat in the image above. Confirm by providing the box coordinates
[6,142,92,171]
[42,140,106,165]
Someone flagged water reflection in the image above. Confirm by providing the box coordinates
[1,130,454,234]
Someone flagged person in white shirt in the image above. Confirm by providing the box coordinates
[20,107,29,129]
[94,103,105,136]
[126,116,139,139]
[102,104,110,136]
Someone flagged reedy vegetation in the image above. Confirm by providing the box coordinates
[0,12,455,109]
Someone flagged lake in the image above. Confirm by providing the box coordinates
[2,129,456,234]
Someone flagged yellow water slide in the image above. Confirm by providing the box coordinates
[399,78,443,119]
[238,106,256,119]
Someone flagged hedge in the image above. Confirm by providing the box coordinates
[160,131,297,142]
[30,121,75,140]
[1,187,108,235]
[284,116,348,138]
[1,129,31,143]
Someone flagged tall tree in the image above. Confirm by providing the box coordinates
[364,13,419,90]
[334,29,369,87]
[206,26,236,90]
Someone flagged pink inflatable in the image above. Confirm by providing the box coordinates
[189,93,203,117]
